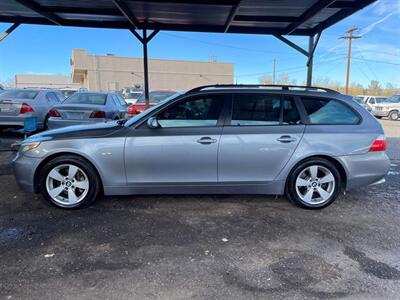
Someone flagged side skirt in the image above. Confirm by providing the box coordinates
[104,180,285,196]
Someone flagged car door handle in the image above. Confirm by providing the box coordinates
[277,135,297,143]
[197,137,218,144]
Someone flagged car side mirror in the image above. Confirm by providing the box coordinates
[147,117,160,129]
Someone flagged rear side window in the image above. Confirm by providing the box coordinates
[231,94,280,126]
[230,94,301,126]
[64,93,107,105]
[301,98,359,125]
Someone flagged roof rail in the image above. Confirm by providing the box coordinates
[186,84,340,94]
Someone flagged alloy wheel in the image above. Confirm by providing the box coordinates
[45,164,89,206]
[295,165,335,205]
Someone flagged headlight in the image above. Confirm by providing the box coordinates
[20,142,41,153]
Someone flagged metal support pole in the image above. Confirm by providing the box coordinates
[142,29,150,109]
[306,35,314,87]
[0,23,20,42]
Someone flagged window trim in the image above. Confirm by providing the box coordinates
[136,93,229,129]
[298,96,362,126]
[224,93,303,127]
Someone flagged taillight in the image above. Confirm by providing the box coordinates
[20,103,34,114]
[89,111,106,118]
[48,108,61,117]
[128,105,140,115]
[369,135,387,152]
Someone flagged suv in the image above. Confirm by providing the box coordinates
[13,85,390,210]
[372,94,400,121]
[354,95,387,111]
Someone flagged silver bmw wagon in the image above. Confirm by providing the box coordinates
[13,85,390,209]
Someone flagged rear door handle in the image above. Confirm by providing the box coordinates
[277,135,297,143]
[197,137,218,144]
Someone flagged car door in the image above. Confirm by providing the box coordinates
[218,93,305,183]
[124,94,227,184]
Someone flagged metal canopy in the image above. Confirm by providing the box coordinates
[0,0,376,105]
[0,0,375,36]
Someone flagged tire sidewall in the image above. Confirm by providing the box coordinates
[39,156,100,209]
[286,158,341,209]
[389,111,399,121]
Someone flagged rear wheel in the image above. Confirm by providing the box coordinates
[39,155,100,209]
[389,111,399,121]
[286,158,341,209]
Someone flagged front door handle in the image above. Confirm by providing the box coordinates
[197,137,218,144]
[277,135,297,143]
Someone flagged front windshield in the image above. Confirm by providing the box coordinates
[125,93,182,127]
[384,95,400,103]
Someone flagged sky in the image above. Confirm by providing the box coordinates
[0,0,399,88]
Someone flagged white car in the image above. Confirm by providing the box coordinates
[124,91,143,104]
[372,95,400,121]
[354,95,387,111]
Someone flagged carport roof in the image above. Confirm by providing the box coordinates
[0,0,376,36]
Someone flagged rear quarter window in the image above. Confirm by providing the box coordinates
[301,98,360,125]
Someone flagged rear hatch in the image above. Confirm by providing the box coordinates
[54,104,105,120]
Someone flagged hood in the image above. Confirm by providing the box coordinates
[25,120,124,143]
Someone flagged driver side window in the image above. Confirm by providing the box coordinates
[157,95,224,127]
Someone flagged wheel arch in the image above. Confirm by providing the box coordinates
[284,155,348,192]
[33,152,104,193]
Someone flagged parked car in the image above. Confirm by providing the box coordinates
[372,94,400,121]
[0,89,64,130]
[354,95,387,111]
[59,88,78,99]
[47,92,128,129]
[127,90,178,117]
[124,91,143,104]
[13,84,390,210]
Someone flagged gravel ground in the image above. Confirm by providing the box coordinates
[0,121,399,300]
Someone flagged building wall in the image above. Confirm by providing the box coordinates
[15,74,81,89]
[71,49,234,92]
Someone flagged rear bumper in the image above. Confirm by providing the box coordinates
[0,114,42,128]
[338,151,390,190]
[12,152,40,193]
[48,118,108,129]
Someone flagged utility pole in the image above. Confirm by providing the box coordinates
[272,59,276,84]
[340,27,361,95]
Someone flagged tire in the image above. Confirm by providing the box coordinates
[39,155,100,209]
[285,158,342,209]
[389,111,399,121]
[375,116,383,119]
[43,115,50,131]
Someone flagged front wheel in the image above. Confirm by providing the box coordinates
[39,155,100,209]
[286,158,341,209]
[389,111,399,121]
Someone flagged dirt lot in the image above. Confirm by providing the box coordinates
[0,121,399,299]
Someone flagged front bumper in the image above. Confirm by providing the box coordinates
[12,152,41,193]
[48,118,108,129]
[372,110,390,117]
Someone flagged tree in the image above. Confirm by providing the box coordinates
[367,80,382,95]
[259,75,273,84]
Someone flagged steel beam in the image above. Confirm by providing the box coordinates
[14,0,63,25]
[0,23,20,42]
[273,35,309,57]
[142,29,150,108]
[306,35,315,86]
[112,0,140,29]
[224,0,241,33]
[285,0,336,35]
[306,32,321,67]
